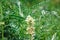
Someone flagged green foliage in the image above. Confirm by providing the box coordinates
[0,0,60,40]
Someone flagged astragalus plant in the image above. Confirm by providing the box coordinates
[0,0,60,40]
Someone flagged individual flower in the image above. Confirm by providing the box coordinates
[26,26,35,35]
[25,15,35,25]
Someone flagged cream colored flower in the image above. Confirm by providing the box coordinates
[25,15,35,40]
[26,26,35,35]
[25,15,35,25]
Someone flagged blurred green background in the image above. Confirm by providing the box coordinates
[0,0,60,40]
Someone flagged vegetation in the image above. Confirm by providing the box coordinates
[0,0,60,40]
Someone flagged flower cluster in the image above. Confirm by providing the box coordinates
[25,15,35,40]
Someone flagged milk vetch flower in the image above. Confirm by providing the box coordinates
[25,15,35,26]
[25,15,35,40]
[26,26,35,35]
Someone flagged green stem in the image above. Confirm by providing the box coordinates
[2,26,4,40]
[30,34,33,40]
[0,3,4,40]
